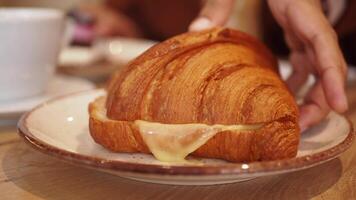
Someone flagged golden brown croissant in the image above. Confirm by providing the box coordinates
[89,28,300,162]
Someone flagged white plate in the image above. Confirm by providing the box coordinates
[58,38,156,81]
[0,75,95,119]
[103,37,157,64]
[18,89,354,185]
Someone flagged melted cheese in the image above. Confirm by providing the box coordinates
[134,120,262,163]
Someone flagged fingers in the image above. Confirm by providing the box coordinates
[299,82,330,132]
[284,32,312,93]
[286,51,311,94]
[314,33,348,111]
[189,0,235,31]
[283,0,348,113]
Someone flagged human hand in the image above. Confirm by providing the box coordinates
[189,0,235,31]
[267,0,347,131]
[79,4,142,37]
[189,0,348,132]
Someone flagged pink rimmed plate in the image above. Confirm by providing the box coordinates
[17,89,354,185]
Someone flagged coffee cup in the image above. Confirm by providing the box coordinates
[0,8,64,101]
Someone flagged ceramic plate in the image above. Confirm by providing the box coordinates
[0,75,95,120]
[17,89,354,185]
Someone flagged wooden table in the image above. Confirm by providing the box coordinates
[1,84,356,200]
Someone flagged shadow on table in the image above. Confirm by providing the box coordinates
[2,142,342,200]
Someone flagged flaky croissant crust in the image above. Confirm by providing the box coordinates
[89,28,300,162]
[106,28,298,125]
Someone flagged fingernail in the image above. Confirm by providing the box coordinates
[189,17,213,31]
[332,92,348,113]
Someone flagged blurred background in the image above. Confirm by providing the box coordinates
[0,1,354,113]
[1,0,355,64]
[0,0,266,84]
[0,0,355,88]
[0,0,95,10]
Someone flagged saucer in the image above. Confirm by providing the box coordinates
[18,89,354,185]
[0,75,95,119]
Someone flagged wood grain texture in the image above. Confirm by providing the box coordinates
[0,82,356,200]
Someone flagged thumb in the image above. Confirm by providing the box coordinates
[189,0,235,31]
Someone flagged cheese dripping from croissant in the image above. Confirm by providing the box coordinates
[135,120,262,162]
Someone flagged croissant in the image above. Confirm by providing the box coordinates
[89,28,300,162]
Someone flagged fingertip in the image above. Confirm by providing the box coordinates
[299,103,330,133]
[189,17,214,32]
[327,91,348,113]
[334,92,348,113]
[322,70,348,113]
[298,106,312,133]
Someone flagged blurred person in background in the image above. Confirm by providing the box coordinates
[76,0,201,40]
[74,0,355,131]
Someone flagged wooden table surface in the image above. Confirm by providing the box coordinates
[1,83,356,200]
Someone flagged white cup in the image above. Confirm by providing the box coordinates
[0,8,64,101]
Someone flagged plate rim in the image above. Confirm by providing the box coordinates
[0,74,95,117]
[17,89,355,176]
